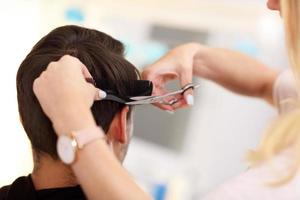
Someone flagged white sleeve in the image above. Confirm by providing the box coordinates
[202,150,300,200]
[273,69,298,114]
[201,70,299,200]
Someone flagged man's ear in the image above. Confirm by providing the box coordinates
[107,106,129,144]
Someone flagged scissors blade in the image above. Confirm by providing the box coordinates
[129,96,157,101]
[127,83,201,105]
[125,99,155,105]
[126,93,179,105]
[193,83,201,89]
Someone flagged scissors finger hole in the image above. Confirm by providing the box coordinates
[162,98,178,106]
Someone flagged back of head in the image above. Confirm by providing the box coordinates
[17,25,139,159]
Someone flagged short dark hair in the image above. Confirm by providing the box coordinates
[17,25,139,159]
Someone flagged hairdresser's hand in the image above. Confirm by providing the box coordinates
[143,43,278,111]
[33,55,106,134]
[34,55,152,200]
[142,43,201,111]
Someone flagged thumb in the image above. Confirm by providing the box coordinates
[94,88,107,101]
[179,70,194,106]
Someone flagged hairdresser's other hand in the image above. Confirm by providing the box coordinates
[143,43,278,111]
[142,43,201,111]
[33,55,106,134]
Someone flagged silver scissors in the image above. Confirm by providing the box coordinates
[125,83,200,105]
[87,78,200,106]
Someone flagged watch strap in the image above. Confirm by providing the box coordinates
[72,126,105,149]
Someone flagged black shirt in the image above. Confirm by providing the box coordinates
[0,175,86,200]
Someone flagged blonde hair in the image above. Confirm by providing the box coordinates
[248,0,300,185]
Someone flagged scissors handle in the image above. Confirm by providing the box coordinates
[152,83,200,100]
[182,83,199,92]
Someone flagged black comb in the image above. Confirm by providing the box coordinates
[86,78,153,104]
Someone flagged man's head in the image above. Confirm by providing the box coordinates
[17,25,139,163]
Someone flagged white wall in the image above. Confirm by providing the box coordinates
[0,0,41,185]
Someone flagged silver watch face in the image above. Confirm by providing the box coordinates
[57,135,76,164]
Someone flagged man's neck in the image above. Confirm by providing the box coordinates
[31,154,78,190]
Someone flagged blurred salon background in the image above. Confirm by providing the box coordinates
[0,0,287,199]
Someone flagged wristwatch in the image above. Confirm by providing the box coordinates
[57,126,104,165]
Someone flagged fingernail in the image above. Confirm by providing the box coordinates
[186,94,194,106]
[99,90,107,99]
[166,110,174,114]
